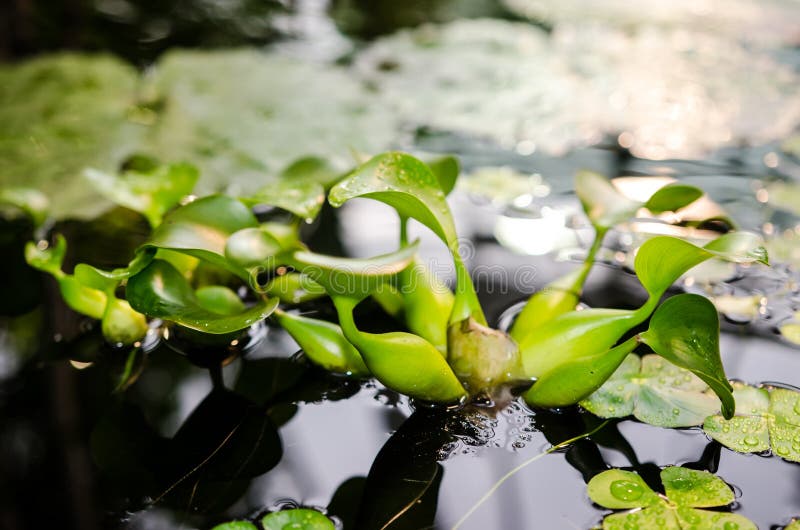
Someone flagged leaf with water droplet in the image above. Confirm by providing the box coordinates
[661,466,734,508]
[211,521,258,530]
[703,383,770,454]
[261,508,336,530]
[587,469,658,509]
[581,354,719,428]
[242,180,326,223]
[768,388,800,463]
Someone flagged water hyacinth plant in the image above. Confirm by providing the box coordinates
[23,151,768,415]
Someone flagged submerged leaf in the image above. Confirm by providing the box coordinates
[126,260,276,334]
[261,509,335,530]
[580,354,719,428]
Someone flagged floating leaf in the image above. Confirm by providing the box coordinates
[274,309,368,376]
[702,384,770,454]
[261,509,335,530]
[767,388,800,463]
[211,522,258,530]
[589,467,754,530]
[144,195,258,280]
[580,354,719,428]
[329,151,484,325]
[126,259,277,334]
[84,162,199,227]
[640,294,734,419]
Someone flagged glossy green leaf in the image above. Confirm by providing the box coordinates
[211,522,258,530]
[509,267,583,341]
[519,308,639,378]
[274,309,369,376]
[84,162,198,227]
[398,259,453,353]
[329,151,484,325]
[283,241,419,300]
[575,170,641,229]
[333,295,467,403]
[262,272,327,304]
[224,227,283,268]
[581,355,720,428]
[0,188,49,226]
[261,509,335,530]
[634,233,768,301]
[242,180,326,223]
[427,155,460,196]
[590,467,754,530]
[279,156,341,188]
[643,183,704,213]
[144,195,258,280]
[523,335,638,408]
[640,294,734,419]
[447,316,527,392]
[126,259,277,334]
[587,469,659,509]
[101,297,148,346]
[702,384,770,454]
[768,388,800,463]
[58,275,108,320]
[195,286,247,315]
[73,250,156,291]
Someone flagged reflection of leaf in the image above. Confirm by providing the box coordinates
[261,509,335,530]
[588,467,755,530]
[704,385,800,463]
[126,259,277,333]
[580,354,719,428]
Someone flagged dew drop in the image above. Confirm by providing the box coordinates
[610,480,644,502]
[672,408,680,416]
[723,522,739,530]
[743,435,760,447]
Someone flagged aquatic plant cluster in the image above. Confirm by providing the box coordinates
[17,150,766,406]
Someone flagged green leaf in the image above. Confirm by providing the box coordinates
[329,151,484,325]
[661,466,734,508]
[25,235,66,277]
[575,170,641,230]
[262,272,327,304]
[580,354,720,428]
[640,294,734,419]
[242,180,326,223]
[195,286,247,315]
[427,155,460,196]
[279,156,341,188]
[210,522,258,530]
[702,384,770,454]
[519,308,639,378]
[101,297,148,346]
[84,162,199,227]
[0,188,49,227]
[58,275,108,320]
[643,183,704,213]
[283,241,420,300]
[261,509,335,530]
[785,519,800,530]
[333,295,467,403]
[126,259,277,334]
[634,233,768,301]
[509,267,583,341]
[590,467,755,530]
[768,388,800,463]
[587,469,659,509]
[144,195,258,280]
[274,309,369,376]
[224,227,283,268]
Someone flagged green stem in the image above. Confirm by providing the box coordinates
[575,226,607,288]
[449,250,486,326]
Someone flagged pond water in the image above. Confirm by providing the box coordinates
[2,1,800,529]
